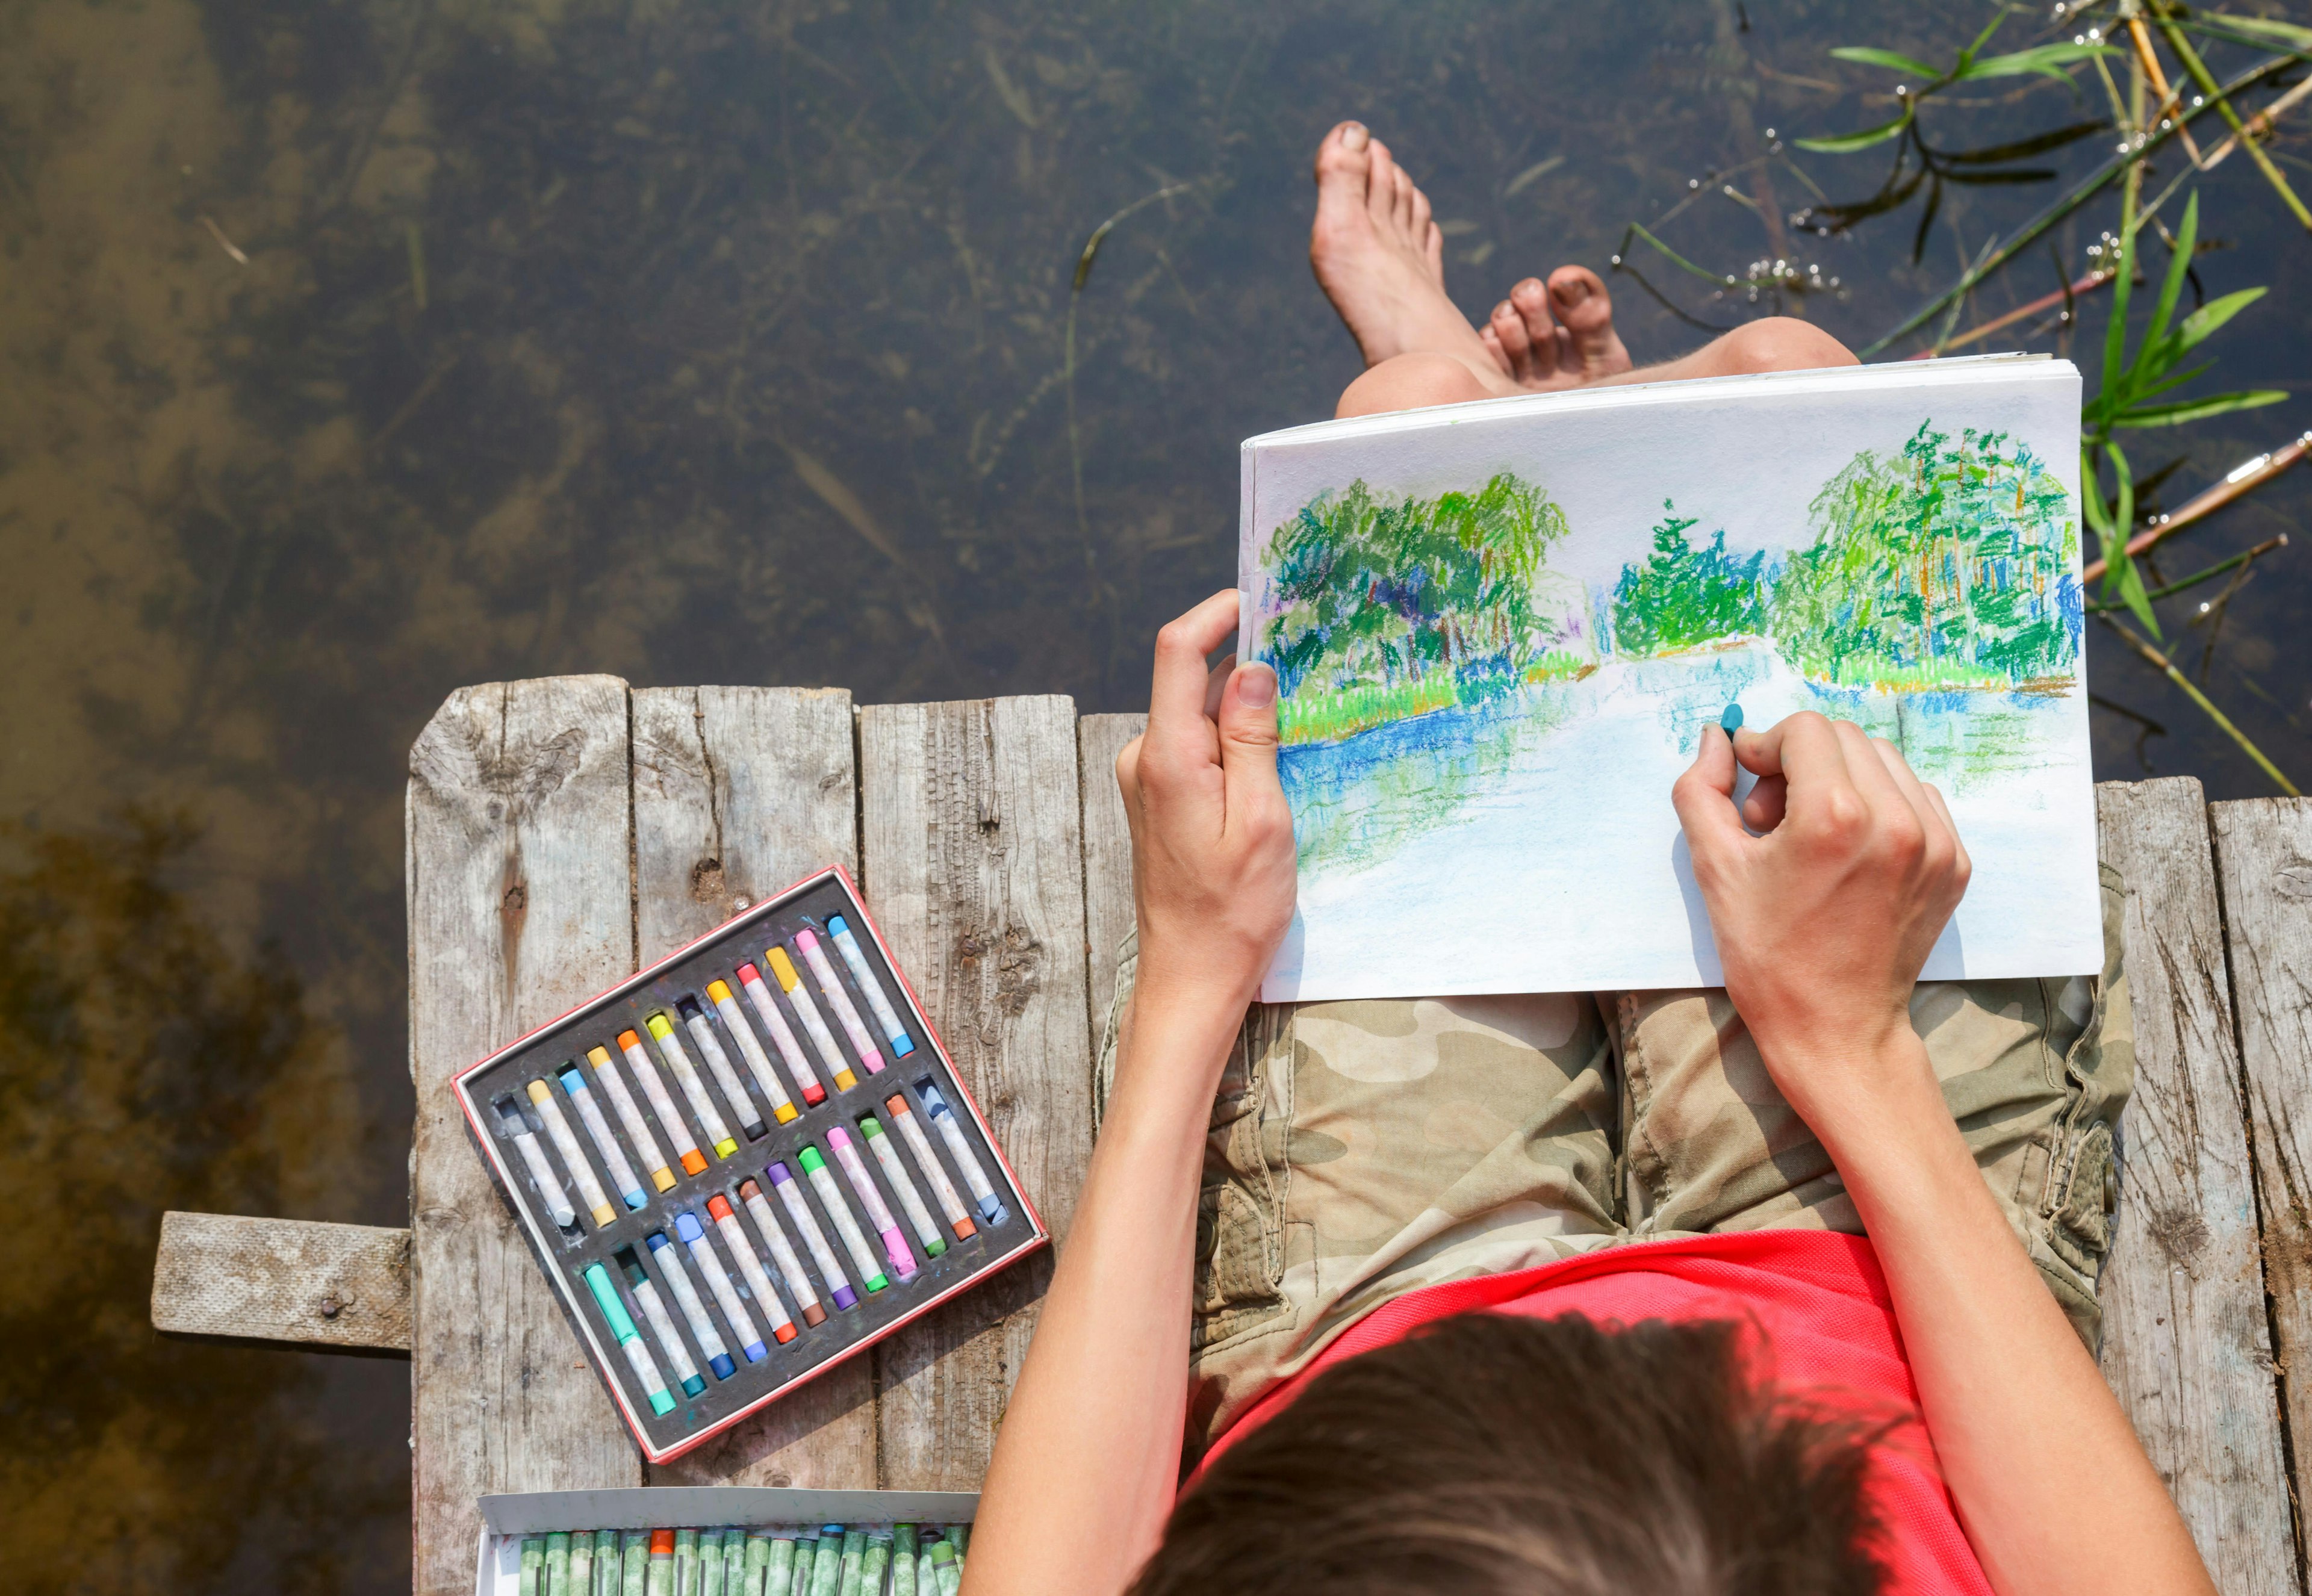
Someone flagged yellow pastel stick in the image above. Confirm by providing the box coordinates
[768,945,857,1091]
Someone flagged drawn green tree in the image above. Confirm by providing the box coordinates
[1771,422,2078,687]
[1607,502,1769,656]
[1261,473,1572,701]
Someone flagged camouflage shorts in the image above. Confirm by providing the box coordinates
[1095,867,2133,1464]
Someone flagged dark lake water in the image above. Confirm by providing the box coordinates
[5,1,2307,1588]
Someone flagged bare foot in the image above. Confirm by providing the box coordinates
[1479,267,1635,392]
[1308,122,1505,392]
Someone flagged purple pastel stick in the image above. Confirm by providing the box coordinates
[767,1159,859,1311]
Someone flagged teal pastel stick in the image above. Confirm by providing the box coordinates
[808,1526,843,1596]
[623,1529,650,1596]
[597,1531,623,1596]
[1720,701,1744,733]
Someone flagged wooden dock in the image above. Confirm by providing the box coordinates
[149,679,2311,1594]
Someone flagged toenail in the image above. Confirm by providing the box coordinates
[1341,122,1369,150]
[1553,278,1591,303]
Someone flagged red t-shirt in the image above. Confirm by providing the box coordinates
[1195,1229,1990,1596]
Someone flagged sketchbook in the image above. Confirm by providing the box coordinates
[1238,355,2101,1002]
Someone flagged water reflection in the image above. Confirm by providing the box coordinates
[4,0,2307,1587]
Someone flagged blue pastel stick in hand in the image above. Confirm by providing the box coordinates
[1720,702,1743,734]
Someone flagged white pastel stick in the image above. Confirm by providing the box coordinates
[493,1097,576,1229]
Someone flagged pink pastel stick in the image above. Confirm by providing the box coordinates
[827,1126,916,1280]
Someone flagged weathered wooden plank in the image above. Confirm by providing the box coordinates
[409,677,644,1596]
[2211,795,2312,1568]
[630,685,878,1489]
[861,695,1096,1489]
[151,1212,411,1352]
[2095,778,2295,1594]
[1078,713,1145,1129]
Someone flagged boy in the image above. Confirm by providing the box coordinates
[963,125,2204,1595]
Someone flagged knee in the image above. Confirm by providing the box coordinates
[1337,352,1494,418]
[1714,316,1857,375]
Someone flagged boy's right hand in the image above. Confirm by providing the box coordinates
[1670,712,1971,1139]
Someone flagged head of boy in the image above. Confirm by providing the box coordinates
[1130,1314,1887,1596]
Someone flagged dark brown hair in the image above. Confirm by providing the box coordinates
[1130,1313,1889,1596]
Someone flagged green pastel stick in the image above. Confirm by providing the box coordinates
[695,1530,721,1596]
[597,1531,623,1596]
[860,1534,890,1596]
[647,1535,676,1596]
[676,1529,698,1596]
[809,1527,843,1596]
[521,1537,546,1596]
[948,1524,966,1579]
[623,1530,651,1596]
[547,1532,573,1596]
[762,1532,796,1596]
[569,1531,595,1596]
[744,1530,775,1596]
[788,1536,816,1596]
[889,1526,917,1596]
[835,1529,866,1596]
[925,1539,959,1596]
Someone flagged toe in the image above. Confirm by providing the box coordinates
[1364,138,1399,226]
[1313,122,1373,216]
[1423,221,1444,282]
[1390,164,1415,232]
[1479,324,1513,378]
[1508,278,1559,373]
[1409,182,1432,241]
[1490,297,1535,380]
[1547,265,1633,374]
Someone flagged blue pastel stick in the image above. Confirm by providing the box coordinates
[915,1081,1009,1226]
[825,915,916,1057]
[1720,701,1744,734]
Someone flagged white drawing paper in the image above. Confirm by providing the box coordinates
[1239,355,2102,1001]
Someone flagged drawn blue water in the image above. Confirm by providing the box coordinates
[1272,644,2097,1002]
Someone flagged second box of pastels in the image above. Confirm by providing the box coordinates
[453,867,1044,1462]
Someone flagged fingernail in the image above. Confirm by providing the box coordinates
[1237,665,1277,709]
[1341,122,1369,150]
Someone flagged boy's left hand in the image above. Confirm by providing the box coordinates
[1116,591,1297,1013]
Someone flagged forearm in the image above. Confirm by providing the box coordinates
[962,981,1241,1596]
[1816,1041,2212,1596]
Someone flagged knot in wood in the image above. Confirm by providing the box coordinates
[689,857,728,904]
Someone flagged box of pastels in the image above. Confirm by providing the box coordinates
[472,1486,977,1596]
[452,866,1045,1464]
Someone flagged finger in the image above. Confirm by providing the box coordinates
[1916,778,1973,892]
[1214,662,1288,839]
[1832,719,1915,821]
[1866,736,1945,840]
[1147,591,1243,762]
[1202,652,1236,722]
[1739,773,1788,833]
[1670,724,1750,873]
[1733,711,1854,812]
